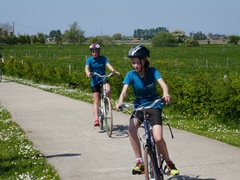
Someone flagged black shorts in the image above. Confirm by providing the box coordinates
[130,108,162,126]
[91,81,109,93]
[91,83,102,93]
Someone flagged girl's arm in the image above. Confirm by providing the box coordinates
[116,84,129,110]
[85,65,91,77]
[106,63,120,76]
[157,78,171,104]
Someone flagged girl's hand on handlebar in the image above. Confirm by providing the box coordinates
[163,95,171,104]
[116,102,123,111]
[86,72,91,77]
[113,71,120,76]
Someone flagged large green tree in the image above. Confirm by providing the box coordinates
[152,32,177,47]
[64,21,85,44]
[133,27,168,40]
[112,33,122,40]
[49,29,62,39]
[227,35,240,45]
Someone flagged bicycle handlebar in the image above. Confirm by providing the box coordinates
[90,71,116,78]
[119,98,166,111]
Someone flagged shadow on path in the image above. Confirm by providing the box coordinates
[45,153,81,159]
[111,124,129,139]
[168,175,216,180]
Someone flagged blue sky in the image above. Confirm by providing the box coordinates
[1,0,240,37]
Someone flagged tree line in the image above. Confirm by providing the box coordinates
[0,21,239,46]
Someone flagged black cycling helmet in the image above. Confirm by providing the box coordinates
[128,45,150,58]
[89,43,101,51]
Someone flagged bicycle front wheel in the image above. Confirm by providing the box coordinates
[144,146,160,180]
[103,97,113,137]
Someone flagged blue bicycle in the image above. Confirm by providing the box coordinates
[120,98,174,180]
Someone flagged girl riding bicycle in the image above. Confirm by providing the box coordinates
[116,45,179,176]
[85,43,120,126]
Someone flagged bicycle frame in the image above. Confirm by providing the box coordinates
[99,75,108,127]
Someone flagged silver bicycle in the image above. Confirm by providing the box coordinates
[90,71,116,137]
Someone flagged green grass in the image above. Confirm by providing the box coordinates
[163,109,240,147]
[0,106,60,180]
[3,76,240,148]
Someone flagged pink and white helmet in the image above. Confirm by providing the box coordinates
[89,43,101,51]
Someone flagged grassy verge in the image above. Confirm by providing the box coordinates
[163,110,240,147]
[0,106,60,179]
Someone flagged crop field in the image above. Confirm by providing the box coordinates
[1,43,240,74]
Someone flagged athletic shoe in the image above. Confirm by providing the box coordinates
[166,161,179,176]
[132,160,144,175]
[94,119,100,126]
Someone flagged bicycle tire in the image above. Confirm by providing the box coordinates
[103,97,113,137]
[144,146,160,180]
[98,108,104,130]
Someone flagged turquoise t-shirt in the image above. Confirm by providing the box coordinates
[123,67,163,109]
[86,56,109,87]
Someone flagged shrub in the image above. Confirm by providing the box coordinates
[184,38,200,47]
[152,32,178,47]
[227,35,240,45]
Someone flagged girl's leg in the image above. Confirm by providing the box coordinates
[105,83,111,98]
[152,125,179,175]
[93,92,100,123]
[129,118,144,174]
[128,118,141,158]
[152,125,171,162]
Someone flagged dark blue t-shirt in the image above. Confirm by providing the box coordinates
[123,67,163,109]
[86,56,109,87]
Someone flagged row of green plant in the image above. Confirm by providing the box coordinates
[0,106,60,179]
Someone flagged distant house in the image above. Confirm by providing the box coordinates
[0,22,14,37]
[46,37,54,42]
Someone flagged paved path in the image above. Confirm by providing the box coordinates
[0,80,240,180]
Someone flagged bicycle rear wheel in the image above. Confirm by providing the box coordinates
[103,97,113,137]
[144,146,160,180]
